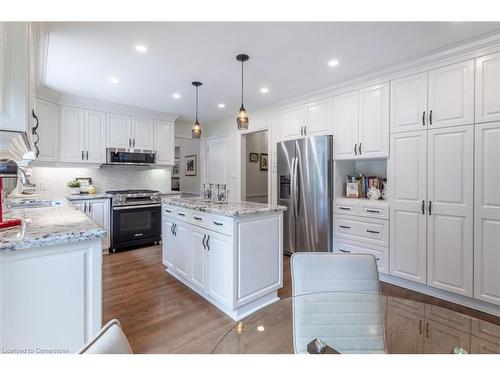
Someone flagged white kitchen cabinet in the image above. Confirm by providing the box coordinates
[333,83,389,159]
[358,83,390,158]
[34,98,59,162]
[190,229,207,290]
[281,105,304,140]
[173,222,191,279]
[427,125,473,297]
[154,120,175,165]
[474,122,500,306]
[304,98,333,136]
[131,117,154,149]
[333,91,358,159]
[475,52,500,124]
[0,22,29,132]
[427,60,474,129]
[162,218,175,269]
[59,106,85,162]
[389,131,427,284]
[205,231,231,305]
[72,198,111,250]
[107,113,132,148]
[390,72,428,133]
[84,110,106,163]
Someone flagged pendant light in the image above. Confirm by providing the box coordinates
[192,81,202,139]
[236,54,249,130]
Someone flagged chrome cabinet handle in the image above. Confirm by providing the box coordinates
[365,209,381,213]
[429,110,433,125]
[178,212,186,217]
[339,225,351,229]
[170,223,174,235]
[421,200,425,215]
[174,223,177,236]
[82,150,84,160]
[133,138,136,147]
[194,216,202,221]
[86,151,89,160]
[202,234,207,250]
[339,249,351,254]
[206,235,210,251]
[89,203,92,213]
[428,201,432,215]
[422,111,426,126]
[129,138,131,147]
[213,221,223,226]
[359,143,362,154]
[165,209,172,213]
[304,125,307,136]
[354,143,357,155]
[366,229,380,234]
[338,206,351,211]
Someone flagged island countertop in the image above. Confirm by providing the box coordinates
[0,199,106,251]
[162,197,287,217]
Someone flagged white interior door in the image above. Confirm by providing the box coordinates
[333,91,359,159]
[390,72,428,133]
[281,106,304,140]
[84,110,106,163]
[132,117,154,149]
[190,229,207,291]
[428,60,474,129]
[475,52,500,124]
[304,98,333,136]
[206,136,230,185]
[107,113,132,148]
[474,122,500,306]
[59,106,85,162]
[389,131,427,284]
[358,82,390,158]
[427,125,473,297]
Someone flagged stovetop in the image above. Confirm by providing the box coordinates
[106,189,159,195]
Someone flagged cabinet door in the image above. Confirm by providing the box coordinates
[475,52,500,124]
[162,218,175,269]
[386,306,424,353]
[173,222,191,279]
[304,98,333,136]
[423,320,470,354]
[88,199,110,250]
[84,110,106,163]
[132,117,154,149]
[34,98,59,161]
[107,113,132,148]
[474,122,500,305]
[59,106,85,162]
[470,337,500,354]
[428,60,474,129]
[389,131,427,284]
[427,125,473,297]
[191,229,207,291]
[281,106,304,140]
[333,91,358,159]
[72,201,86,214]
[206,232,231,305]
[154,121,175,165]
[390,72,428,133]
[358,83,390,158]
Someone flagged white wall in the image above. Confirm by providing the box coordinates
[174,118,201,195]
[244,131,268,203]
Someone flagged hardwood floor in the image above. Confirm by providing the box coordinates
[103,245,500,353]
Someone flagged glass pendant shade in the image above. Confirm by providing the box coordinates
[191,81,202,139]
[237,106,249,130]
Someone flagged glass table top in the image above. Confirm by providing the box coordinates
[212,292,500,354]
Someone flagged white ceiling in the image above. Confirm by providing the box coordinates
[43,22,500,123]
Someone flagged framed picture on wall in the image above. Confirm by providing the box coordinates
[249,152,259,163]
[260,153,268,170]
[185,155,197,176]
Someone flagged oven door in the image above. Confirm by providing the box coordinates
[112,204,161,248]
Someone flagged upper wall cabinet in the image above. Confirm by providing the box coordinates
[390,60,474,133]
[84,110,106,163]
[334,82,389,159]
[107,113,132,148]
[280,99,333,140]
[34,98,59,162]
[475,52,500,124]
[154,120,175,165]
[131,117,154,149]
[0,22,30,132]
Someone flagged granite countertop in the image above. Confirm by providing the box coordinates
[0,199,106,251]
[162,197,287,217]
[65,193,112,201]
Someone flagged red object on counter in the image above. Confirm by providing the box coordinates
[0,177,22,229]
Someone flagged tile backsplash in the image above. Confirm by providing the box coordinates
[29,165,171,196]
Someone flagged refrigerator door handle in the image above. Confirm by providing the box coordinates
[292,157,299,219]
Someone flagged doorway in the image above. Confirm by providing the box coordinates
[241,130,269,203]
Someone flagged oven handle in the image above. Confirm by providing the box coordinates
[113,204,162,210]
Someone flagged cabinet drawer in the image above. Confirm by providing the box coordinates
[208,215,233,235]
[191,212,208,226]
[334,239,388,274]
[163,205,176,217]
[471,319,500,345]
[358,201,389,219]
[334,200,358,216]
[175,208,191,222]
[335,215,389,247]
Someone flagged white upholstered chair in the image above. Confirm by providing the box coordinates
[291,252,386,354]
[78,319,133,354]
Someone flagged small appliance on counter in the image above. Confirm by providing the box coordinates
[0,159,22,229]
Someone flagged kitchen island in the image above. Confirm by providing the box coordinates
[0,199,105,353]
[162,197,286,320]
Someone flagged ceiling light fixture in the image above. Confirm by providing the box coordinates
[260,87,269,94]
[135,44,148,53]
[172,93,181,99]
[191,81,202,139]
[236,54,249,130]
[328,59,339,67]
[218,103,226,109]
[109,77,119,84]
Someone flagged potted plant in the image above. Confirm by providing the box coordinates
[67,179,81,195]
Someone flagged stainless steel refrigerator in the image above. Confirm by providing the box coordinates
[277,135,333,254]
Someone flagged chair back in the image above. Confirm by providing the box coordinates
[78,319,133,354]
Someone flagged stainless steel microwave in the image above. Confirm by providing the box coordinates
[106,148,156,166]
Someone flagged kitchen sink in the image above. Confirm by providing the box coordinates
[7,199,61,209]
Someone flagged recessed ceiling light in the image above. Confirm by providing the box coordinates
[135,44,148,53]
[218,103,226,109]
[328,59,339,67]
[109,77,119,84]
[260,87,269,94]
[172,93,181,99]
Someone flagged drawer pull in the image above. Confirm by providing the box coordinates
[165,209,172,213]
[376,257,380,261]
[339,225,351,229]
[338,206,351,211]
[134,233,144,237]
[365,209,381,214]
[213,221,224,226]
[339,249,351,254]
[178,212,186,217]
[194,216,202,221]
[366,229,380,234]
